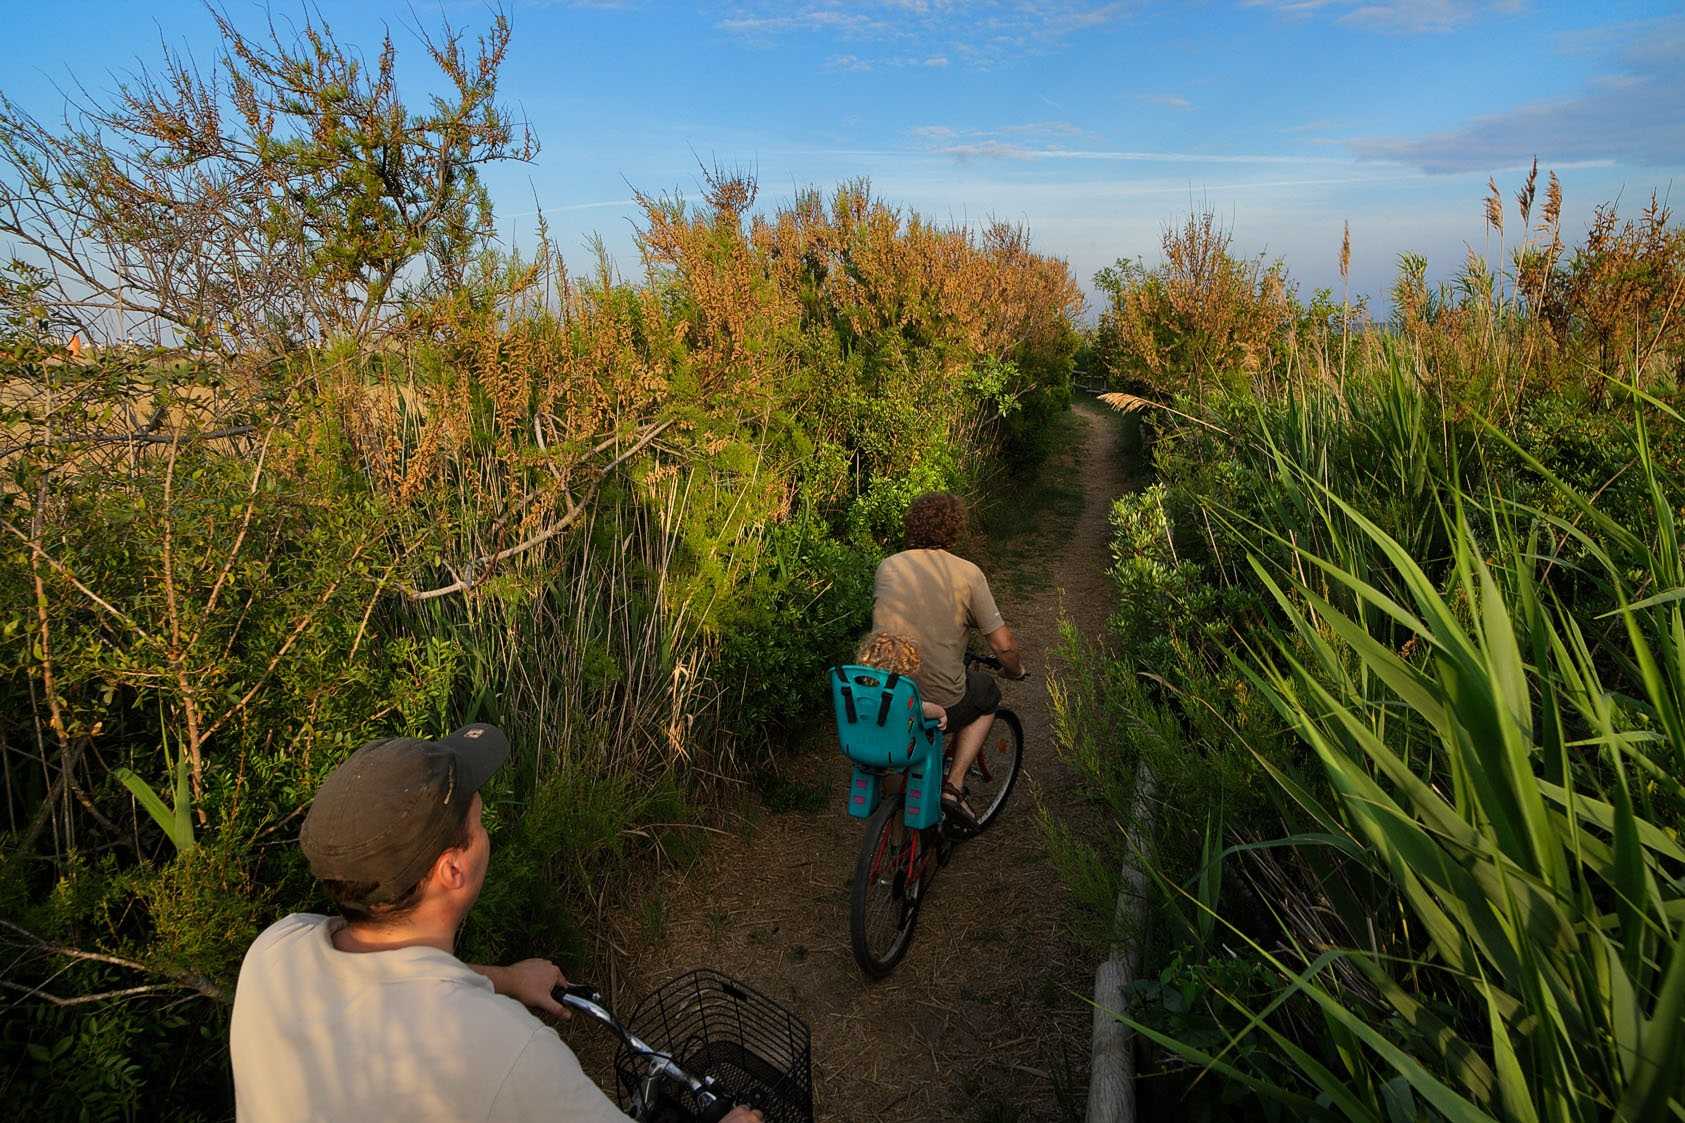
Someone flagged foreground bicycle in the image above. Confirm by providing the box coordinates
[556,969,814,1123]
[831,651,1025,977]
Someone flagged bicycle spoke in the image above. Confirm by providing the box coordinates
[965,710,1023,830]
[850,796,922,976]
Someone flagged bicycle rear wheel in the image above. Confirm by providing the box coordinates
[849,794,923,978]
[965,708,1023,830]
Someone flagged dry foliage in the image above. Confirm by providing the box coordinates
[1091,208,1295,397]
[1089,168,1683,414]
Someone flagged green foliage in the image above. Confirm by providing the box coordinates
[0,17,1084,1121]
[1158,432,1685,1119]
[0,9,537,349]
[461,764,689,970]
[112,731,195,854]
[1058,349,1685,1118]
[714,513,878,734]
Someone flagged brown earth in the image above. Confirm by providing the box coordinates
[576,404,1126,1123]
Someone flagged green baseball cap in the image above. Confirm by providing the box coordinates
[300,724,508,902]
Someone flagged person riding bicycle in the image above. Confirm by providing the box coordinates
[229,725,763,1123]
[871,493,1025,828]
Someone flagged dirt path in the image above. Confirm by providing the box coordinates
[589,405,1125,1122]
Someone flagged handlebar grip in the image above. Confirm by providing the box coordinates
[553,983,603,1006]
[691,1098,741,1123]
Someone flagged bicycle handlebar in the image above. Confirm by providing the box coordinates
[554,983,726,1112]
[965,650,1032,681]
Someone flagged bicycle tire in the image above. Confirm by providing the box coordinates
[966,707,1023,830]
[848,793,923,978]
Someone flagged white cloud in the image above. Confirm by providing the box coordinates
[825,53,875,72]
[936,144,1351,165]
[1349,17,1685,171]
[1241,0,1524,34]
[1141,94,1195,110]
[909,121,1089,152]
[716,2,1137,64]
[999,121,1087,136]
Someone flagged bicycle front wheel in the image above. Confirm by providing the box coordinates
[966,708,1023,830]
[849,794,923,978]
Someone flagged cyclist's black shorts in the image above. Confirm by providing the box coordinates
[944,668,1002,734]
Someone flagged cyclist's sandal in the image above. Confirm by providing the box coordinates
[941,780,980,830]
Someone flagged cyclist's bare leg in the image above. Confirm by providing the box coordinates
[946,712,995,792]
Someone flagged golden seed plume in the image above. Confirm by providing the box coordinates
[1339,221,1351,282]
[1485,178,1503,235]
[1516,158,1537,228]
[1098,392,1154,415]
[1543,171,1562,229]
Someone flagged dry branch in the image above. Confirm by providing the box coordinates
[406,420,674,602]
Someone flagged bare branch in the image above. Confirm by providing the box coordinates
[405,420,675,602]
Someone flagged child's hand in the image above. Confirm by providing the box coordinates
[924,703,947,731]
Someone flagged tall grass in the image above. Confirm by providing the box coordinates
[1063,178,1684,1119]
[1126,402,1684,1120]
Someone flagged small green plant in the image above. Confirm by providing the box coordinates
[112,726,195,855]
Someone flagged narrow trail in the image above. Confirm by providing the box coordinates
[591,405,1126,1122]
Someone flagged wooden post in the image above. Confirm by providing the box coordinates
[1086,766,1156,1123]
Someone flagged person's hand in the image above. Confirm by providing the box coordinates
[722,1108,763,1123]
[489,958,571,1018]
[935,705,948,731]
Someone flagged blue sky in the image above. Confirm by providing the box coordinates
[5,1,1684,314]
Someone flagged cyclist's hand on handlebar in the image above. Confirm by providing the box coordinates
[722,1108,763,1123]
[494,958,572,1018]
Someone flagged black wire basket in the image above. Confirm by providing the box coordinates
[614,969,814,1123]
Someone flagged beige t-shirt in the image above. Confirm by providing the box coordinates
[230,914,629,1123]
[872,548,1005,707]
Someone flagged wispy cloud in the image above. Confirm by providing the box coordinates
[824,52,957,72]
[1242,0,1525,34]
[1349,17,1685,171]
[1282,118,1343,134]
[999,120,1087,137]
[717,2,1136,64]
[936,142,1349,164]
[909,121,1090,150]
[499,199,642,221]
[718,8,893,37]
[1141,93,1194,110]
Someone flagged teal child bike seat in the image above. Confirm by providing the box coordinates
[830,664,944,830]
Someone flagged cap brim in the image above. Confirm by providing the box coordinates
[440,723,509,795]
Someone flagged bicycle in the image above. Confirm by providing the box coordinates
[556,968,814,1123]
[830,651,1026,977]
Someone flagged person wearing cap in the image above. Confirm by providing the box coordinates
[229,724,760,1122]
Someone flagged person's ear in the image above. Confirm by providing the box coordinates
[429,846,469,892]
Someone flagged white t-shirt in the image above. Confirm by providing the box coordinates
[230,914,630,1122]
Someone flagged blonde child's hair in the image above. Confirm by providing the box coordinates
[855,632,922,675]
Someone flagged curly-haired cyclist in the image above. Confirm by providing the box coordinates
[870,493,1025,827]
